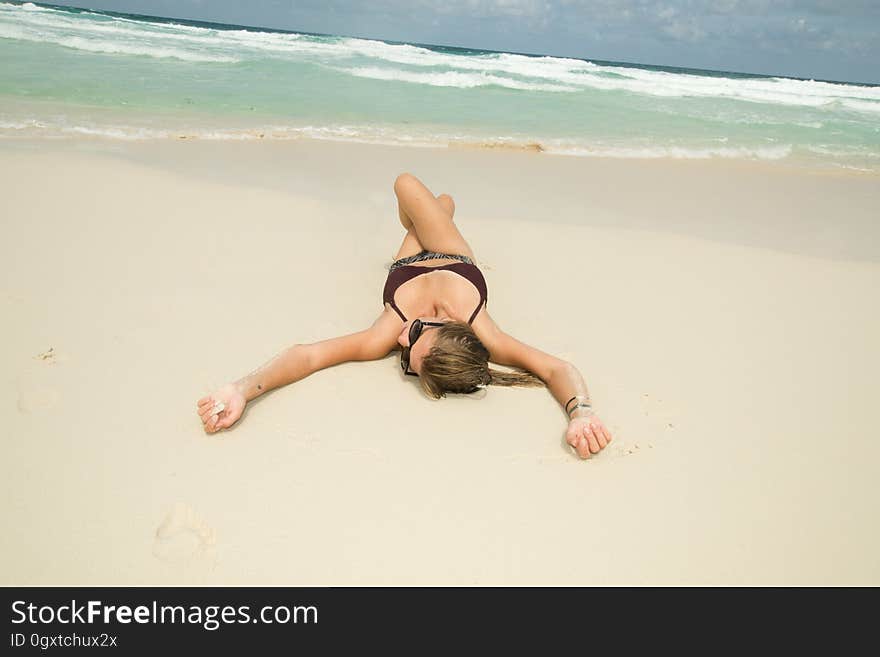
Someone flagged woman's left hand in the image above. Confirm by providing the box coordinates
[566,413,612,459]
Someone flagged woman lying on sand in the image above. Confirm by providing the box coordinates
[197,173,612,459]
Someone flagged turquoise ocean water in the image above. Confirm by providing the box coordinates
[2,1,879,171]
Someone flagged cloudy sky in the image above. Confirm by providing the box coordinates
[48,1,880,83]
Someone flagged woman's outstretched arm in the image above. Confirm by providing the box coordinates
[197,311,400,433]
[478,314,613,459]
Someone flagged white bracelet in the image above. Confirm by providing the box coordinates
[567,402,593,417]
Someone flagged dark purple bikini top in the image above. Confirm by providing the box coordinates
[383,262,488,324]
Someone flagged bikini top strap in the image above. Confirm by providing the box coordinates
[390,302,408,322]
[467,298,486,324]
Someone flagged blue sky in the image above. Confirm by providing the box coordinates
[47,1,880,83]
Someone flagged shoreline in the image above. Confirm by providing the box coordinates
[2,97,878,176]
[2,131,878,177]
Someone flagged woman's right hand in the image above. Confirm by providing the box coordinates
[565,412,612,459]
[197,383,246,434]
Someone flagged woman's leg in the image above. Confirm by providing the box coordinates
[399,192,455,231]
[393,191,457,260]
[393,173,475,260]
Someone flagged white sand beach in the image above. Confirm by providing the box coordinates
[1,138,879,585]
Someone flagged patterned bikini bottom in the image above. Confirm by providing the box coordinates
[389,250,475,272]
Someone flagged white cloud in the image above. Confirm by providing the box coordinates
[662,18,707,42]
[425,0,548,18]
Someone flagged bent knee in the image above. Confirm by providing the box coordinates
[436,193,455,216]
[394,172,418,195]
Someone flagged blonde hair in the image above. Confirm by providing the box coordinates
[418,321,545,399]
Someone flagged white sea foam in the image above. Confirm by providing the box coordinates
[548,143,794,160]
[3,3,346,60]
[839,99,880,114]
[343,66,577,92]
[65,124,171,139]
[5,113,877,170]
[0,23,239,61]
[64,35,238,62]
[0,115,794,162]
[336,36,880,115]
[0,118,47,129]
[321,35,880,115]
[806,143,880,159]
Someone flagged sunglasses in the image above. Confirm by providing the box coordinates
[400,319,445,376]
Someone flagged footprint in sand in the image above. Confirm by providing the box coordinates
[612,441,653,458]
[33,347,57,364]
[17,348,62,413]
[640,392,678,434]
[152,502,217,567]
[17,378,60,413]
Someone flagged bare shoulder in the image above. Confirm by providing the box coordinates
[364,308,404,355]
[472,310,565,382]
